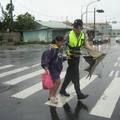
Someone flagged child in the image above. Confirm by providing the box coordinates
[41,35,66,104]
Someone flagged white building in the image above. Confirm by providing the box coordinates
[84,22,112,36]
[111,29,120,37]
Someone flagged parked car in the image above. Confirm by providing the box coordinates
[93,36,103,45]
[103,35,111,43]
[115,36,120,43]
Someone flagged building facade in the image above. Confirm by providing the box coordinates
[111,29,120,37]
[23,21,72,42]
[85,22,112,35]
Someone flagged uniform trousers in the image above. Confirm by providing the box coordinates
[60,56,82,98]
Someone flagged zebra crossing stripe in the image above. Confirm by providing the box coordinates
[4,69,44,85]
[117,57,120,61]
[29,63,41,68]
[0,64,14,70]
[109,70,114,77]
[114,71,119,77]
[90,77,120,118]
[12,83,42,99]
[114,62,118,67]
[11,71,66,99]
[45,75,97,107]
[0,67,29,78]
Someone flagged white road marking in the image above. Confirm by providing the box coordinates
[109,70,114,77]
[114,62,118,67]
[117,57,120,61]
[90,77,120,118]
[106,45,108,48]
[29,63,41,68]
[11,71,66,99]
[114,71,119,77]
[0,64,14,70]
[98,45,101,51]
[45,75,97,107]
[0,67,29,78]
[12,83,42,99]
[3,69,44,85]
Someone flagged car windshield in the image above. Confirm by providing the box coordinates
[94,36,102,39]
[95,36,101,38]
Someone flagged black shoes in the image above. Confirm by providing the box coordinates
[60,90,70,97]
[84,66,91,72]
[60,90,88,100]
[78,93,89,100]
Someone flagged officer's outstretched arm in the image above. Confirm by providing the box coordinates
[84,40,106,79]
[84,40,102,58]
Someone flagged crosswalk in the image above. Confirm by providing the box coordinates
[4,70,44,85]
[11,71,66,99]
[0,64,14,70]
[12,83,43,99]
[45,75,97,107]
[0,58,120,119]
[90,77,120,118]
[0,66,29,78]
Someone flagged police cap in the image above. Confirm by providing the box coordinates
[73,19,83,29]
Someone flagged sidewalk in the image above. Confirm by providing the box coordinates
[0,44,46,51]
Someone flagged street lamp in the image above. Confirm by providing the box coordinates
[86,0,100,28]
[81,11,93,20]
[94,8,104,37]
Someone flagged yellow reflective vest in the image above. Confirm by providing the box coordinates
[68,30,85,48]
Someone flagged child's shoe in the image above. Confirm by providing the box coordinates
[50,97,58,104]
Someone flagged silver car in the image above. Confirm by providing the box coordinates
[115,36,120,43]
[93,36,102,44]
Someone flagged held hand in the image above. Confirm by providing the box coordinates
[44,67,49,74]
[66,56,71,59]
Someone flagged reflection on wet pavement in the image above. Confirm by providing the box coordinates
[0,45,46,65]
[49,101,88,120]
[63,101,88,120]
[50,106,60,120]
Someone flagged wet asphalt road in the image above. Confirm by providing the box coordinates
[0,41,120,120]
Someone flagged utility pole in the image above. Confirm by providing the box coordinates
[10,0,14,30]
[0,2,2,15]
[106,21,108,35]
[0,2,3,31]
[10,0,13,22]
[65,16,68,28]
[93,8,96,38]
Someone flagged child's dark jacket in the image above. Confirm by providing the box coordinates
[41,44,66,80]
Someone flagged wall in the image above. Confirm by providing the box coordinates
[111,29,120,37]
[52,29,70,39]
[0,32,21,45]
[23,29,71,42]
[23,30,52,42]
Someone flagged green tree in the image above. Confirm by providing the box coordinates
[1,2,14,31]
[1,2,37,32]
[15,12,37,31]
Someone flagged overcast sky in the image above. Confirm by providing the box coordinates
[0,0,120,29]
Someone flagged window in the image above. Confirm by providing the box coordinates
[113,33,116,35]
[117,33,120,35]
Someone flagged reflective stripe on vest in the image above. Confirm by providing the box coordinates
[68,30,85,48]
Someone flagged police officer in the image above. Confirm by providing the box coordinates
[60,19,98,100]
